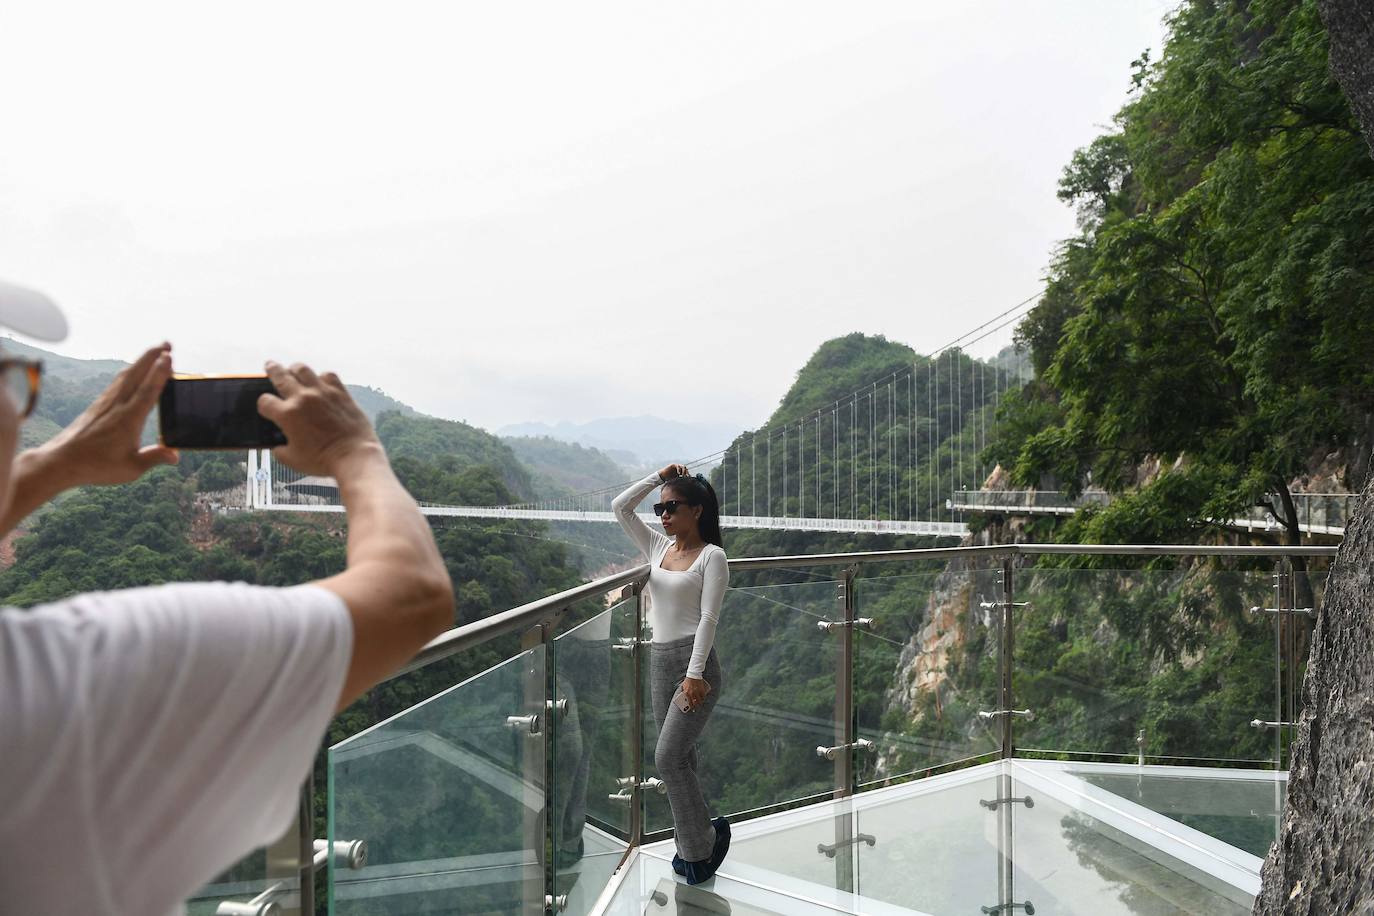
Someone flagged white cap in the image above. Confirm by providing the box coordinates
[0,279,69,342]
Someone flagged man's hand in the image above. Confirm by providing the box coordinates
[0,343,180,539]
[257,362,379,478]
[41,343,179,486]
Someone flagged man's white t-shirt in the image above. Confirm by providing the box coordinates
[0,581,354,915]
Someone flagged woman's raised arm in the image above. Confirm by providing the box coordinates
[611,472,671,561]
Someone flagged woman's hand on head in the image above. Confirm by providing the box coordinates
[658,463,688,480]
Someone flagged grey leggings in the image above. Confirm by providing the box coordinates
[650,636,724,862]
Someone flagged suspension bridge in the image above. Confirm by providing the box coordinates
[244,298,1037,538]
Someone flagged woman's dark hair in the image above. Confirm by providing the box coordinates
[665,473,724,548]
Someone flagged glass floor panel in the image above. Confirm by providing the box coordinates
[602,760,1273,915]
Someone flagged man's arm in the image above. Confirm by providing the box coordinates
[0,344,178,537]
[256,361,454,710]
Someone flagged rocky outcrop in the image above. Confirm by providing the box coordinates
[1254,467,1374,913]
[1318,0,1374,161]
[885,562,975,719]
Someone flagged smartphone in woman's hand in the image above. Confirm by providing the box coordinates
[674,680,711,712]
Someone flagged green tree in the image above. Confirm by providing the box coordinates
[996,0,1374,563]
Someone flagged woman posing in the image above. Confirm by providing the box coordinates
[612,463,730,885]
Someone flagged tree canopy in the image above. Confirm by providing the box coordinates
[994,0,1374,547]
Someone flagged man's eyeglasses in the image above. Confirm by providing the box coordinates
[0,358,43,419]
[652,499,692,517]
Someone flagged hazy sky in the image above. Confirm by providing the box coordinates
[0,1,1172,432]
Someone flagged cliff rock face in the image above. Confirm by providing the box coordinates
[1254,468,1374,913]
[1319,0,1374,161]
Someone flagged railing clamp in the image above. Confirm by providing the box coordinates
[978,708,1034,721]
[817,833,876,857]
[546,698,568,720]
[545,893,568,913]
[216,903,280,916]
[616,775,668,794]
[981,903,1035,915]
[1248,605,1316,619]
[611,637,647,654]
[816,739,875,760]
[980,795,1034,810]
[979,600,1030,611]
[315,838,368,870]
[817,618,875,632]
[1250,719,1296,730]
[505,714,541,735]
[217,838,365,915]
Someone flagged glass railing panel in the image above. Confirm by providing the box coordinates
[328,644,546,915]
[642,577,840,833]
[1013,567,1280,767]
[854,564,1003,784]
[552,597,636,916]
[1068,764,1285,859]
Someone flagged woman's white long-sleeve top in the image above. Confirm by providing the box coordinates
[611,473,728,680]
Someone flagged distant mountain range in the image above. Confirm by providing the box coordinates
[498,416,741,467]
[3,337,634,501]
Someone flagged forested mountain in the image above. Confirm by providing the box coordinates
[499,415,738,467]
[374,411,534,501]
[501,435,630,497]
[719,332,1012,525]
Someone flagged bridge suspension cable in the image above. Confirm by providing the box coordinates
[252,294,1041,535]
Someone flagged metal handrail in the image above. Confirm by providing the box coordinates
[386,542,1338,681]
[384,564,651,683]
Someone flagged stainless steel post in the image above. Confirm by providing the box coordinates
[1272,564,1284,770]
[520,622,549,916]
[630,584,646,852]
[833,564,859,895]
[999,560,1015,761]
[1282,558,1298,766]
[297,773,314,916]
[998,558,1017,913]
[834,564,859,797]
[264,791,303,915]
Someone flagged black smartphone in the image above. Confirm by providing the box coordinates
[158,375,287,449]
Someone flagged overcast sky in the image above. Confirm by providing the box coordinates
[0,1,1172,432]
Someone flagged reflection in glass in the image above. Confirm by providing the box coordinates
[1014,568,1280,767]
[553,600,634,916]
[855,566,1003,783]
[329,646,545,915]
[643,580,839,832]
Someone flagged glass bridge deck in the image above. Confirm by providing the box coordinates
[601,760,1280,916]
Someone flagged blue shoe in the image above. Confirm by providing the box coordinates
[672,853,686,876]
[708,817,731,872]
[682,858,714,885]
[683,818,732,886]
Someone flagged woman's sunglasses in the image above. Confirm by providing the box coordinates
[652,499,693,517]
